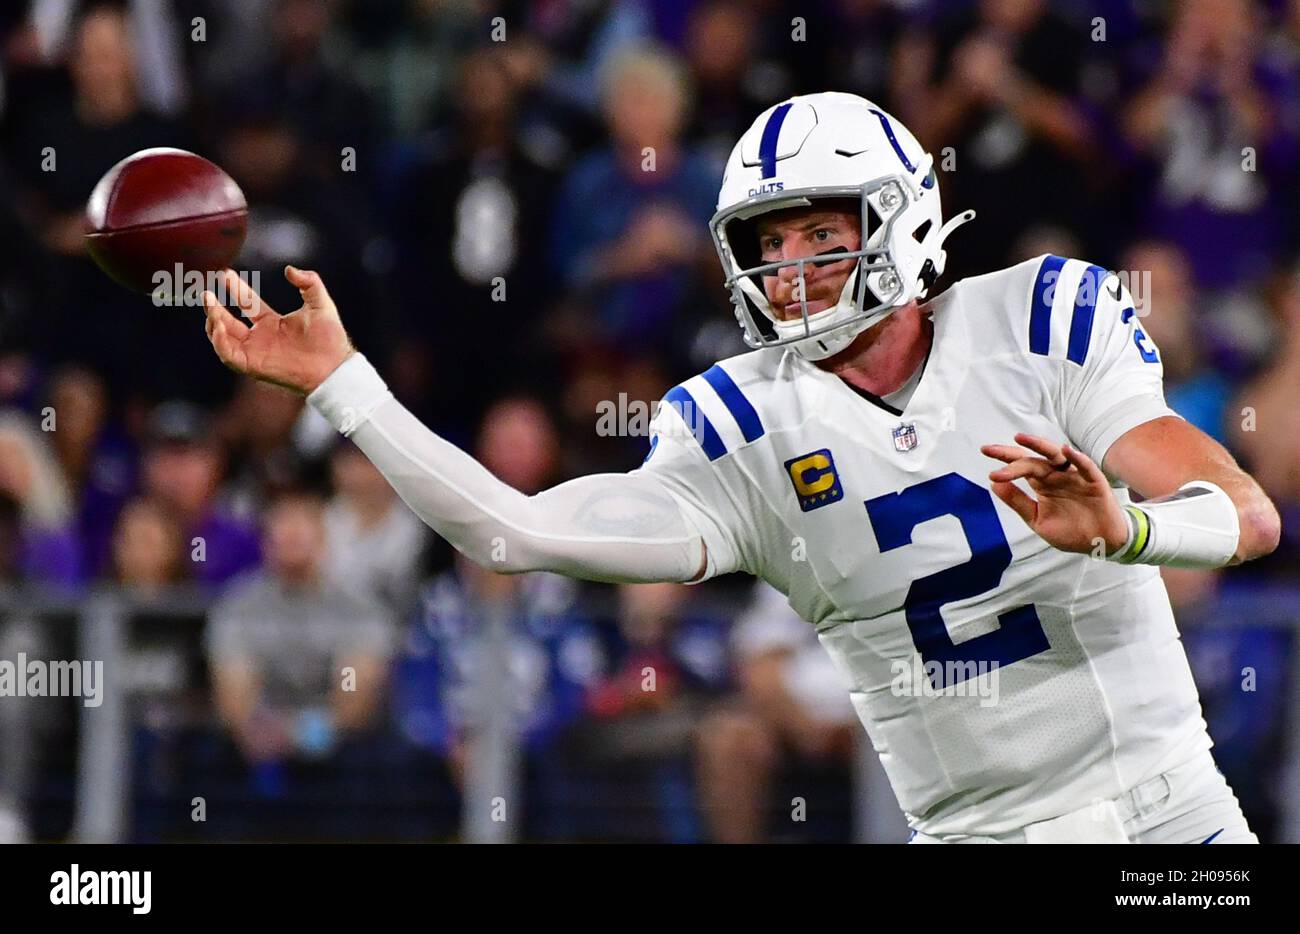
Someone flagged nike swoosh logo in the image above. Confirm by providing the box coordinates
[1200,828,1224,844]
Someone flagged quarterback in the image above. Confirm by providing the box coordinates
[201,93,1280,844]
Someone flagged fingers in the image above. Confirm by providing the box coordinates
[989,458,1056,484]
[202,290,249,367]
[985,435,1107,485]
[991,480,1038,526]
[985,434,1079,483]
[220,269,272,320]
[1061,443,1107,485]
[1014,433,1064,464]
[980,443,1031,465]
[984,442,1052,483]
[285,265,333,312]
[202,290,249,338]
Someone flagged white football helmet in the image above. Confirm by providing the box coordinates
[710,92,975,360]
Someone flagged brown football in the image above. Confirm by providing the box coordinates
[84,148,248,296]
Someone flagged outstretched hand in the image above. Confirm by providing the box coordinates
[202,265,354,395]
[981,432,1129,557]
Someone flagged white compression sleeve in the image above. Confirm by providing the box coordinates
[307,354,707,584]
[1107,480,1241,569]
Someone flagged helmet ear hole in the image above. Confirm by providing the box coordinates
[912,219,932,243]
[864,200,884,247]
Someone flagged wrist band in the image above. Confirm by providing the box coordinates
[1111,505,1152,563]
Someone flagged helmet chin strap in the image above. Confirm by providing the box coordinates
[774,266,868,361]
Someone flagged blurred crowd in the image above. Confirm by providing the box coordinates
[1,0,1299,842]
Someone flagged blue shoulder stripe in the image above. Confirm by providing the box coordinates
[702,365,764,443]
[662,385,727,461]
[1066,264,1107,365]
[1029,254,1066,356]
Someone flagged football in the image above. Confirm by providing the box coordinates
[84,147,247,297]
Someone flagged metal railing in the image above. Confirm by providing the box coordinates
[16,580,1287,842]
[0,583,911,843]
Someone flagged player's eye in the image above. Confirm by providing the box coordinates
[813,227,833,243]
[761,235,782,254]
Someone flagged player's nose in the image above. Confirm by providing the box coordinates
[776,248,819,282]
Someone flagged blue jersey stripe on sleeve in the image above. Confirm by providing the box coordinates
[702,364,765,443]
[1029,254,1066,356]
[1066,264,1107,365]
[663,385,728,461]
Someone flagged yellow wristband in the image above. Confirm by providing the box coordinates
[1114,505,1151,563]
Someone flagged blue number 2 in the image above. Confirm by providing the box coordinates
[864,473,1050,688]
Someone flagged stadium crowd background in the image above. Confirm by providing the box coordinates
[0,0,1299,843]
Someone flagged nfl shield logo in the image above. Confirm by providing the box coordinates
[892,422,918,452]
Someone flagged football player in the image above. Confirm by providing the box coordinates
[201,92,1280,843]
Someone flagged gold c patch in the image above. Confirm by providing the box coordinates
[785,448,843,512]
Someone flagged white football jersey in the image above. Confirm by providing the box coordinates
[636,254,1212,836]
